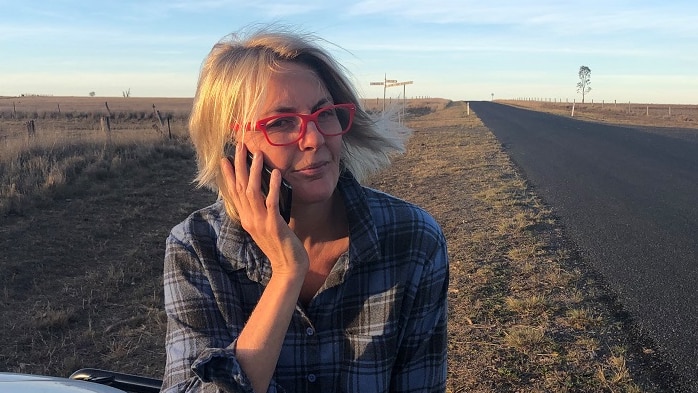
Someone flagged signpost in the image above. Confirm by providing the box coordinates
[386,81,413,120]
[370,74,414,119]
[370,74,398,112]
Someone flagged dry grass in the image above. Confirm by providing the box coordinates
[0,97,689,391]
[0,131,189,216]
[0,96,192,115]
[0,97,192,216]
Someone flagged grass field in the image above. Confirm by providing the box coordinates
[500,99,698,132]
[1,96,695,392]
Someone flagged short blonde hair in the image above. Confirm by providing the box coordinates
[189,26,409,219]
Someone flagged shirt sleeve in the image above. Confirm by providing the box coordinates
[160,224,286,393]
[160,228,252,393]
[391,221,449,393]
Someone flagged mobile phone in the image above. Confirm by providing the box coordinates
[227,151,292,223]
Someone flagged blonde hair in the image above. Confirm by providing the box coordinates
[189,25,410,219]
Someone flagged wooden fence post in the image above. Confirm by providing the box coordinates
[26,120,36,139]
[101,116,112,145]
[12,102,17,119]
[152,104,165,132]
[105,101,112,117]
[167,116,172,139]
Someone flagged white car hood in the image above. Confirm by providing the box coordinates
[0,372,126,393]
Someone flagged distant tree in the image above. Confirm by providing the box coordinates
[122,88,131,98]
[577,66,592,103]
[89,91,96,97]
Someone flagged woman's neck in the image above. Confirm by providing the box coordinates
[290,190,348,247]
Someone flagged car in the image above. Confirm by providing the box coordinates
[0,368,161,393]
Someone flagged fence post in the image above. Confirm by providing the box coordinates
[12,102,17,119]
[25,120,36,139]
[105,101,112,117]
[167,116,172,139]
[57,103,61,114]
[571,102,575,117]
[152,104,165,131]
[101,116,112,145]
[466,102,470,116]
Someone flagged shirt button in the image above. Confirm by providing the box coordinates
[306,327,314,336]
[307,374,316,383]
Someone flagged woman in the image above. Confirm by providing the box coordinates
[162,26,448,393]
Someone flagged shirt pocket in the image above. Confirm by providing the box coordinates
[343,330,398,362]
[340,330,398,393]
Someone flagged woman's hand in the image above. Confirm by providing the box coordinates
[220,143,310,393]
[220,144,309,278]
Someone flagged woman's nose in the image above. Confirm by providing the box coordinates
[298,120,324,149]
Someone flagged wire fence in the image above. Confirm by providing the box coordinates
[506,98,698,124]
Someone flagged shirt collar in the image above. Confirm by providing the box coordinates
[337,171,382,266]
[219,171,382,286]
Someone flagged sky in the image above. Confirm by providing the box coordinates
[1,1,697,104]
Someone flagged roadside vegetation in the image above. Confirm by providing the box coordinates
[0,134,189,216]
[501,99,697,131]
[0,97,691,392]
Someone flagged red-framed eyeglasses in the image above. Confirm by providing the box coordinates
[236,103,356,146]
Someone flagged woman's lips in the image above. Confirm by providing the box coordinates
[294,161,328,176]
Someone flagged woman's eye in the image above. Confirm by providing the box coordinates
[318,108,337,118]
[266,117,297,132]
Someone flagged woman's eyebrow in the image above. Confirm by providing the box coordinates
[269,105,296,114]
[268,98,333,115]
[311,98,333,112]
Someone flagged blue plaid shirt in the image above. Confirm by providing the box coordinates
[161,172,448,393]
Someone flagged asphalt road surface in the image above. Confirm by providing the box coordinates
[470,101,698,390]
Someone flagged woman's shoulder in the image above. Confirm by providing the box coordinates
[168,200,229,243]
[358,187,448,273]
[362,186,443,235]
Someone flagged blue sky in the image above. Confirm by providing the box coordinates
[1,1,696,104]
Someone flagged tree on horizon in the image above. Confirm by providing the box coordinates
[577,66,592,103]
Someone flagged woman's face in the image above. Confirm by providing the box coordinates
[243,62,343,207]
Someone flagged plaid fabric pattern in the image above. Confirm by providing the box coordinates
[161,172,448,393]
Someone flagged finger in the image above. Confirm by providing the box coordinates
[245,151,265,205]
[234,143,249,189]
[220,157,245,212]
[265,169,282,217]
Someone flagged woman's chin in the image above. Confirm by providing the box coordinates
[291,180,338,205]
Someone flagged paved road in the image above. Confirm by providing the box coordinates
[470,101,698,389]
